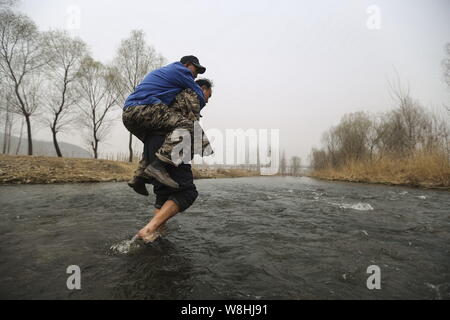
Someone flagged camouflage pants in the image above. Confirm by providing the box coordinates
[122,89,213,177]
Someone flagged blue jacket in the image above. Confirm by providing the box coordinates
[123,62,205,110]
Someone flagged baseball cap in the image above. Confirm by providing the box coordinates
[180,55,206,74]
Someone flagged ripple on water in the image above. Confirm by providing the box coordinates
[338,203,374,211]
[1,178,449,300]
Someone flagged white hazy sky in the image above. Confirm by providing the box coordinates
[19,0,450,163]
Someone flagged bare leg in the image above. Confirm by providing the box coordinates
[137,200,181,243]
[151,209,168,235]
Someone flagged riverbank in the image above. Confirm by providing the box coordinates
[309,153,450,190]
[0,155,259,185]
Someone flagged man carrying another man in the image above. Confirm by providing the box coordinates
[122,55,213,242]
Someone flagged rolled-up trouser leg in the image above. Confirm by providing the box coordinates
[154,185,199,212]
[147,135,199,212]
[153,164,199,212]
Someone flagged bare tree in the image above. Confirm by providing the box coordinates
[310,148,328,171]
[14,117,24,154]
[311,68,450,171]
[311,103,449,171]
[443,43,450,91]
[290,156,302,176]
[0,77,8,153]
[41,30,87,157]
[0,10,45,155]
[76,56,121,159]
[1,102,10,154]
[279,150,287,176]
[2,101,14,154]
[442,43,450,116]
[0,0,19,10]
[112,30,165,162]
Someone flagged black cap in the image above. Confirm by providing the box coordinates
[180,55,206,74]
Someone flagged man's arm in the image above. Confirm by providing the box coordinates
[173,67,206,108]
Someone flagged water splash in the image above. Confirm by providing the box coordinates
[425,283,443,300]
[339,203,374,211]
[388,191,410,201]
[110,235,143,255]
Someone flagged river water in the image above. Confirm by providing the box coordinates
[0,177,449,300]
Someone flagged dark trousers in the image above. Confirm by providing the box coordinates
[143,135,198,213]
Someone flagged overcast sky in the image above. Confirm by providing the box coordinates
[19,0,450,163]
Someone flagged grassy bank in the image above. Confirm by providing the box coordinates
[0,155,259,185]
[309,152,450,190]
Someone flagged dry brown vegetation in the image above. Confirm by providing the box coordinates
[310,85,450,189]
[310,151,450,189]
[0,155,259,185]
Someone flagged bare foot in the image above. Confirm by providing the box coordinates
[137,226,161,243]
[141,231,161,243]
[158,224,168,236]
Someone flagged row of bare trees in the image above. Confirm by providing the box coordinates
[311,44,450,171]
[279,151,303,176]
[0,4,165,160]
[310,92,449,170]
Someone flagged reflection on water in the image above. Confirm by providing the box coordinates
[0,177,449,300]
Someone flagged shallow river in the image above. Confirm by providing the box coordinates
[0,177,449,300]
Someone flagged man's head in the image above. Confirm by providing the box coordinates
[181,55,206,79]
[196,78,213,104]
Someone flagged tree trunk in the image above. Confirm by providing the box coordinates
[25,114,33,155]
[2,103,9,154]
[93,140,99,159]
[3,99,10,154]
[52,128,63,157]
[6,114,13,154]
[128,132,133,162]
[15,119,24,155]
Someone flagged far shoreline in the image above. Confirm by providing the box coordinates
[0,155,259,186]
[2,154,448,191]
[307,173,450,192]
